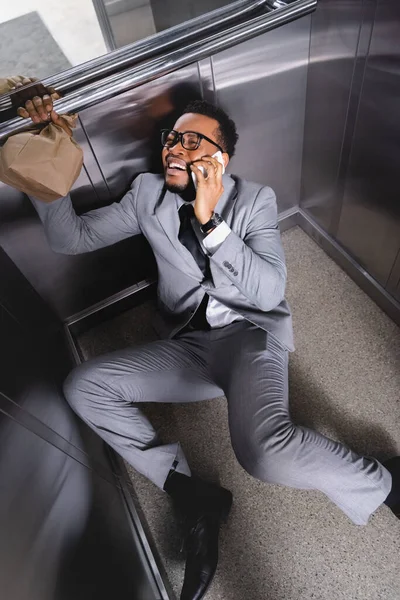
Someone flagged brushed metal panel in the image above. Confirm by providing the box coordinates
[197,57,217,103]
[0,310,117,476]
[0,245,58,334]
[150,0,234,32]
[300,0,364,230]
[0,413,164,600]
[0,117,116,320]
[79,64,202,197]
[336,0,400,287]
[211,15,311,213]
[0,121,156,320]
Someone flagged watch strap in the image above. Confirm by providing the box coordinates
[200,212,223,234]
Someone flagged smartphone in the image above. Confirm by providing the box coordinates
[192,150,225,187]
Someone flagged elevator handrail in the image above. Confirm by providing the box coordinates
[0,0,274,112]
[0,0,316,142]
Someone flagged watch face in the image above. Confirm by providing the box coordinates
[200,213,222,234]
[212,213,222,226]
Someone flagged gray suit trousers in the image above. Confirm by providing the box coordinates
[64,320,391,525]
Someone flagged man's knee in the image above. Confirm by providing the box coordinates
[232,423,297,483]
[63,362,99,416]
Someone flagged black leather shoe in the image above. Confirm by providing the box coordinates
[164,472,233,600]
[384,457,400,519]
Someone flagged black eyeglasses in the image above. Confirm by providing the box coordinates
[161,129,224,153]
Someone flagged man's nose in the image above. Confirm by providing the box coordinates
[172,140,186,155]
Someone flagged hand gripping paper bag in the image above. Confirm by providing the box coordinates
[0,114,83,202]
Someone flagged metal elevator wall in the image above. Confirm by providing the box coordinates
[301,0,400,301]
[150,0,236,32]
[0,15,311,321]
[0,4,399,597]
[0,248,165,600]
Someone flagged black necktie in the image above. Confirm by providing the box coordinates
[178,203,210,330]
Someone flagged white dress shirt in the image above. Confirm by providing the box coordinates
[176,197,244,328]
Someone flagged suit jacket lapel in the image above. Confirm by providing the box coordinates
[215,175,238,225]
[153,175,238,281]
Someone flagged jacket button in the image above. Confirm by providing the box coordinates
[233,270,238,276]
[223,261,229,268]
[229,266,234,272]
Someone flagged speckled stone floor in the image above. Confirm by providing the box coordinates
[78,226,400,600]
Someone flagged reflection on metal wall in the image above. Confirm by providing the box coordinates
[300,0,364,230]
[0,254,166,599]
[150,0,233,32]
[0,246,58,335]
[79,65,202,199]
[336,0,400,287]
[0,412,90,600]
[213,14,311,212]
[0,412,164,600]
[0,129,110,320]
[301,0,400,306]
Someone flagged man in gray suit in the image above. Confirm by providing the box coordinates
[19,93,399,600]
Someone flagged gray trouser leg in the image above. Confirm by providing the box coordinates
[209,322,392,525]
[63,335,222,490]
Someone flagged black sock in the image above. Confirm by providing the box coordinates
[383,457,400,508]
[163,469,192,496]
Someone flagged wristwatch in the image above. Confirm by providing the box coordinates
[200,212,223,235]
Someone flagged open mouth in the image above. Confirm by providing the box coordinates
[166,158,188,175]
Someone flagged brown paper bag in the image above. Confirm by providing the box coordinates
[0,114,83,202]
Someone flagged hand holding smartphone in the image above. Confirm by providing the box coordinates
[192,151,225,188]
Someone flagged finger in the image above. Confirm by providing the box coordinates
[32,95,50,120]
[42,94,53,114]
[17,107,30,119]
[202,155,220,169]
[22,77,32,85]
[200,156,219,169]
[24,99,42,123]
[193,158,215,169]
[50,110,72,136]
[203,155,224,178]
[194,159,217,179]
[190,164,207,183]
[8,76,23,86]
[48,86,61,101]
[50,109,61,124]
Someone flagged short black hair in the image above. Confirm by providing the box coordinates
[181,100,239,157]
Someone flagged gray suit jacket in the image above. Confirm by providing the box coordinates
[31,173,294,351]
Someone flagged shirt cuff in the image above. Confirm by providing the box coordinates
[202,221,231,254]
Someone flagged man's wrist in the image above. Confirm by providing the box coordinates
[197,211,213,225]
[199,212,223,235]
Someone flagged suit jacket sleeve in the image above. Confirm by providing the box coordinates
[209,186,286,312]
[29,174,143,255]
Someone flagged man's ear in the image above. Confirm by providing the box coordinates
[222,153,229,169]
